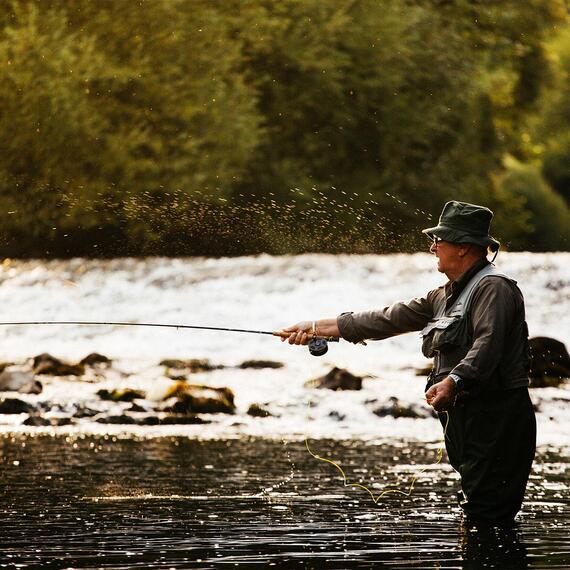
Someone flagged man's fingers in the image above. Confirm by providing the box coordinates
[288,330,307,345]
[425,386,437,404]
[281,321,312,344]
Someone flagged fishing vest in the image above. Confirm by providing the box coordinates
[420,264,515,380]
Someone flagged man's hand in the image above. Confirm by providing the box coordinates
[281,321,313,345]
[280,319,341,345]
[425,376,458,412]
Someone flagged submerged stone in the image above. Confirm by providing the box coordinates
[307,367,363,390]
[372,397,432,419]
[22,415,51,427]
[159,358,222,372]
[239,360,284,369]
[97,388,145,402]
[161,382,235,414]
[23,415,74,427]
[247,403,274,417]
[95,414,137,425]
[415,364,434,376]
[328,410,346,421]
[72,406,101,418]
[529,337,570,387]
[0,398,35,414]
[33,353,85,377]
[80,353,112,367]
[157,414,209,425]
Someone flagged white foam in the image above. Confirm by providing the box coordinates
[0,253,568,445]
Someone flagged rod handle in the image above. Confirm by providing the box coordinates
[272,330,339,343]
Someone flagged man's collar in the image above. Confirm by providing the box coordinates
[453,258,490,289]
[446,258,490,298]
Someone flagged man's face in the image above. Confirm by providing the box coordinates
[430,238,462,276]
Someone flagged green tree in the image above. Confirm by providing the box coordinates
[494,157,570,251]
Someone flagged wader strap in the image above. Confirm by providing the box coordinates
[420,264,511,338]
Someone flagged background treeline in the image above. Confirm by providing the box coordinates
[1,0,570,257]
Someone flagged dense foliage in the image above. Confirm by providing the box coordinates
[0,0,569,257]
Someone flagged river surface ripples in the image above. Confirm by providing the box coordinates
[0,435,568,568]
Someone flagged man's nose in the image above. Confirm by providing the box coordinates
[430,242,437,253]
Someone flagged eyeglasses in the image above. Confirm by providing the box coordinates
[428,236,444,246]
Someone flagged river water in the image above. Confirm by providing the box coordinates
[0,435,568,568]
[0,254,569,567]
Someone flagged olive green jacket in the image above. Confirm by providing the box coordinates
[337,260,530,392]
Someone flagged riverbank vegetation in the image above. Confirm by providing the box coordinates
[0,0,569,257]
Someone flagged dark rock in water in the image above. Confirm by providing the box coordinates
[80,353,112,366]
[138,415,160,425]
[159,358,222,372]
[33,353,85,377]
[372,397,431,419]
[159,359,190,369]
[162,399,186,414]
[415,364,434,376]
[239,360,284,370]
[128,402,148,413]
[328,410,346,421]
[161,382,235,414]
[529,337,570,388]
[96,413,157,426]
[247,403,274,417]
[22,415,74,427]
[94,413,209,426]
[72,406,101,418]
[95,414,137,425]
[0,398,34,414]
[0,362,12,374]
[51,417,74,426]
[23,415,51,426]
[97,388,145,402]
[307,367,363,391]
[165,373,189,381]
[158,414,209,425]
[0,368,42,394]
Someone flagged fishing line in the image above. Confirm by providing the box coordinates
[304,410,450,504]
[1,320,448,503]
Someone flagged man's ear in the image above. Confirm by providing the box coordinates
[457,244,470,257]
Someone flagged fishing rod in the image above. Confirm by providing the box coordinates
[0,321,339,356]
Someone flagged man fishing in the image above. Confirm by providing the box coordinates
[283,201,536,525]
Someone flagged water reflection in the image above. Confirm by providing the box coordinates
[459,520,529,569]
[0,435,567,568]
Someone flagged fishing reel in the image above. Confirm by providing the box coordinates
[308,336,329,357]
[274,330,338,356]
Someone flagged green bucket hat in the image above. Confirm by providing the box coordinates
[422,201,500,252]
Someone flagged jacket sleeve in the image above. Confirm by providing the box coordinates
[451,277,518,385]
[337,291,437,343]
